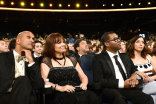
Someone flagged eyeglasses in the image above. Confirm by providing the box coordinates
[106,37,121,42]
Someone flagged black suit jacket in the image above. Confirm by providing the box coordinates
[92,51,138,88]
[32,53,43,65]
[0,51,44,98]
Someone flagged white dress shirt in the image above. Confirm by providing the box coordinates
[106,50,127,88]
[79,54,82,57]
[13,50,35,77]
[33,53,41,58]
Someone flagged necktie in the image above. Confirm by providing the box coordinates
[16,55,28,63]
[113,55,127,80]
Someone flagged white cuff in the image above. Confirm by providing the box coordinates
[118,79,124,88]
[28,62,35,67]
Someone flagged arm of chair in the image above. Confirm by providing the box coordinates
[42,87,53,94]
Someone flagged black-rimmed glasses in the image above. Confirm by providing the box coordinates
[106,37,121,42]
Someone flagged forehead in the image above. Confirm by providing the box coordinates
[108,33,118,39]
[136,37,144,41]
[23,32,34,37]
[0,40,5,44]
[35,42,42,46]
[121,42,125,44]
[79,40,86,44]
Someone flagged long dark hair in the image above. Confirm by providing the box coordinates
[126,36,150,59]
[42,33,65,59]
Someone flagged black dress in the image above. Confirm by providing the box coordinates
[42,56,99,104]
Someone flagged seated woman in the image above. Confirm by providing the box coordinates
[151,42,156,61]
[41,33,99,104]
[126,36,156,103]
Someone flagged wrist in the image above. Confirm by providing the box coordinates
[54,84,58,90]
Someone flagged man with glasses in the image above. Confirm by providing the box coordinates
[92,31,154,104]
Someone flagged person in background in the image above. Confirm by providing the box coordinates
[74,38,89,61]
[87,40,93,54]
[8,38,16,51]
[0,40,9,53]
[67,35,74,44]
[74,35,79,42]
[33,41,43,58]
[95,43,103,54]
[119,41,126,53]
[92,44,98,53]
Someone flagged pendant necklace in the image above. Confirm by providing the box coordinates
[55,57,66,67]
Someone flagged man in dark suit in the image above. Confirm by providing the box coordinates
[92,31,154,104]
[0,31,44,104]
[73,38,89,62]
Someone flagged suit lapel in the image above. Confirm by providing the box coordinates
[119,53,130,78]
[5,51,15,80]
[25,61,29,76]
[102,51,116,78]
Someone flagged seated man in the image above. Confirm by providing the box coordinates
[0,40,9,53]
[92,31,154,104]
[73,38,89,62]
[0,31,44,104]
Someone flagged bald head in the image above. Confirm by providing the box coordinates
[16,31,35,50]
[17,31,31,39]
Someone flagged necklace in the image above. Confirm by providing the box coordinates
[55,57,66,66]
[55,57,64,60]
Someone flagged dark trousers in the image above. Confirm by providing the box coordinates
[0,76,36,104]
[102,88,154,104]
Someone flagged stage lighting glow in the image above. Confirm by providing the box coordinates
[31,3,34,6]
[68,4,70,7]
[59,4,62,7]
[148,2,151,5]
[11,2,14,5]
[111,4,114,6]
[40,3,44,7]
[103,4,106,7]
[129,3,132,6]
[21,2,25,6]
[76,3,80,7]
[1,1,4,5]
[1,7,156,12]
[121,4,123,6]
[49,4,52,7]
[85,4,88,7]
[138,3,141,5]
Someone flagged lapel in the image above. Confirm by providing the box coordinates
[119,53,130,78]
[102,51,116,78]
[5,51,15,81]
[25,61,29,76]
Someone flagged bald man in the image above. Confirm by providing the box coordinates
[0,31,44,104]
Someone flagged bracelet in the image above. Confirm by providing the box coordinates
[54,84,58,90]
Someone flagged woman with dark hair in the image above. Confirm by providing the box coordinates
[126,36,156,103]
[152,42,156,61]
[41,33,98,104]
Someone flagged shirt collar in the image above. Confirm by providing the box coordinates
[33,53,41,58]
[106,50,119,58]
[13,50,20,57]
[79,54,82,57]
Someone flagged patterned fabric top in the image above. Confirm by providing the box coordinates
[134,56,153,74]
